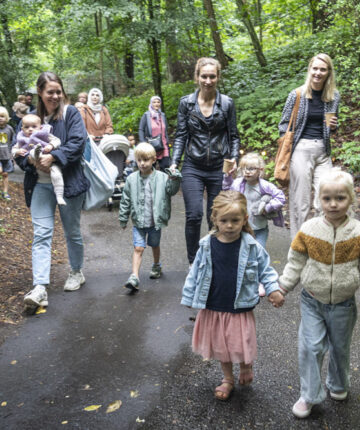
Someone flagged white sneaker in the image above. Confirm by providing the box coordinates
[330,391,348,400]
[24,285,48,307]
[64,270,85,291]
[292,397,313,418]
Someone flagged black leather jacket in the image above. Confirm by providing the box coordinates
[172,90,240,169]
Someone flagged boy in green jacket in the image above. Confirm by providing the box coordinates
[119,142,181,292]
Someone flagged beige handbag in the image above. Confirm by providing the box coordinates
[274,89,301,187]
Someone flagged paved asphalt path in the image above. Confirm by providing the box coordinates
[1,170,360,429]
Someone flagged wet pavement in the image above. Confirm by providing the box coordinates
[1,175,360,429]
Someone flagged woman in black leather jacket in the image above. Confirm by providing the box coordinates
[170,57,240,265]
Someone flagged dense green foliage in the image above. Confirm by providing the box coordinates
[108,82,195,135]
[0,0,359,172]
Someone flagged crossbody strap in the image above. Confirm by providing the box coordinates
[286,89,301,133]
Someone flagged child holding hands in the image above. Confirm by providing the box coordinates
[223,152,285,296]
[119,142,181,292]
[12,113,66,205]
[181,190,284,401]
[279,168,359,418]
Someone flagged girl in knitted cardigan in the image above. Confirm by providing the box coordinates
[279,168,360,418]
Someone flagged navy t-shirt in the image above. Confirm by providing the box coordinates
[301,89,324,140]
[206,235,254,313]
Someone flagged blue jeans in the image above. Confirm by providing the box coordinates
[298,289,357,404]
[254,227,269,248]
[30,183,85,286]
[181,160,223,263]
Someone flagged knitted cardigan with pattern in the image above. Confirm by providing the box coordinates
[279,216,360,304]
[278,86,340,156]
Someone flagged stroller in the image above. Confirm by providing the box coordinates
[98,134,130,211]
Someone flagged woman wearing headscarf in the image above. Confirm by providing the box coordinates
[80,87,113,143]
[138,96,170,171]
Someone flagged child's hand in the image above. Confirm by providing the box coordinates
[43,144,54,154]
[268,291,285,308]
[16,148,27,157]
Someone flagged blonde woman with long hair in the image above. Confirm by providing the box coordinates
[279,53,340,239]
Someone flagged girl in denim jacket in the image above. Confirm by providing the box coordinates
[223,152,285,296]
[181,190,284,401]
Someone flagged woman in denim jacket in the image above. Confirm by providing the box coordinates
[181,190,284,401]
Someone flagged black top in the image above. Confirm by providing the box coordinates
[301,89,324,140]
[206,236,254,313]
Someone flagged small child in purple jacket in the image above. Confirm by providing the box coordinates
[12,114,66,205]
[223,152,285,296]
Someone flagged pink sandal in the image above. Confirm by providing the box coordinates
[239,364,253,385]
[214,378,234,401]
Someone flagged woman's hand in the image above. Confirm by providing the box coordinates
[329,116,338,131]
[228,158,237,175]
[36,154,54,173]
[169,163,177,173]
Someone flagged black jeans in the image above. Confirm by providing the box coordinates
[181,159,223,263]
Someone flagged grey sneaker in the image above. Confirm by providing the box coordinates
[24,285,48,307]
[124,274,140,291]
[149,263,162,279]
[64,270,85,291]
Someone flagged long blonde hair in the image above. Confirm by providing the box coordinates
[210,190,254,236]
[304,53,337,102]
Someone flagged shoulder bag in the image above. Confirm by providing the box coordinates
[82,136,119,210]
[274,88,301,187]
[148,117,164,152]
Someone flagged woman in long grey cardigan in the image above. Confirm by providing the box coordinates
[279,53,340,239]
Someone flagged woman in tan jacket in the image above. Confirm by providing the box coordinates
[80,88,113,143]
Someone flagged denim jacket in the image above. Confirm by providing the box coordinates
[181,232,280,310]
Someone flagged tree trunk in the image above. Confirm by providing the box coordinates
[0,2,18,109]
[147,0,164,108]
[309,0,335,33]
[202,0,228,69]
[235,0,267,67]
[124,45,134,87]
[95,11,105,95]
[256,0,263,47]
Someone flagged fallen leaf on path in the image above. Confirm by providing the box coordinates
[35,307,47,314]
[61,421,68,425]
[1,402,7,406]
[84,405,101,411]
[11,360,17,365]
[174,325,184,334]
[273,260,281,264]
[80,384,91,391]
[130,390,139,398]
[106,400,122,413]
[136,417,145,423]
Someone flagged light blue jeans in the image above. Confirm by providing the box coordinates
[30,183,85,286]
[298,289,357,404]
[254,227,269,248]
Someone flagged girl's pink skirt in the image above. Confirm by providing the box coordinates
[192,309,257,364]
